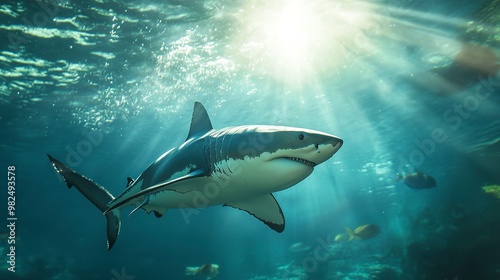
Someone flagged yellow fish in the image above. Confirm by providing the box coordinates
[344,224,381,241]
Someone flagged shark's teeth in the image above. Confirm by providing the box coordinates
[286,157,316,167]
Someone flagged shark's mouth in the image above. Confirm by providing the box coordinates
[286,157,317,167]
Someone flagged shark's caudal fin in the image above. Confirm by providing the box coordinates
[47,154,121,250]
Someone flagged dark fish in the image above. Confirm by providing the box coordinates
[430,43,500,93]
[410,43,499,96]
[399,172,437,189]
[410,0,500,96]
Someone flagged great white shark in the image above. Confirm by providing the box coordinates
[48,102,343,249]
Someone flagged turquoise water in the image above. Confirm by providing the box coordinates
[1,0,499,279]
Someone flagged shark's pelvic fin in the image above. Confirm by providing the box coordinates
[224,194,285,233]
[47,154,121,250]
[186,101,213,140]
[104,169,207,215]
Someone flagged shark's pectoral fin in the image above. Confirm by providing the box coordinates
[224,194,285,233]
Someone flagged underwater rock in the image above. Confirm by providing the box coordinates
[463,0,500,46]
[369,265,402,280]
[0,254,78,280]
[434,224,459,237]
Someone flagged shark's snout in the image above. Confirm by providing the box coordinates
[331,137,343,152]
[307,135,343,165]
[331,137,343,155]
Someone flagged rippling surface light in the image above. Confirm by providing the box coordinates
[1,0,496,128]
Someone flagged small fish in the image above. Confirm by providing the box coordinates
[186,264,219,279]
[289,242,311,253]
[398,172,437,189]
[344,224,381,241]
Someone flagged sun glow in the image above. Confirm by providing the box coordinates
[266,2,320,64]
[234,0,374,87]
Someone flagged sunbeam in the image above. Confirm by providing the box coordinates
[231,0,376,88]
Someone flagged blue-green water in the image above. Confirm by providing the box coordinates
[1,0,499,279]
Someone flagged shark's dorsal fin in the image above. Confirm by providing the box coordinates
[186,102,213,140]
[224,194,285,233]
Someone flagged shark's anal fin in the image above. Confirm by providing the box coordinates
[186,101,213,140]
[224,194,285,233]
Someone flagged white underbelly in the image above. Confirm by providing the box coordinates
[146,176,264,210]
[142,158,311,213]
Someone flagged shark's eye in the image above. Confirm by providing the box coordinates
[299,133,304,140]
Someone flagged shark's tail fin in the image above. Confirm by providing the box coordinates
[48,154,121,250]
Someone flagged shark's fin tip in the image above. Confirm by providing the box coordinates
[225,193,285,233]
